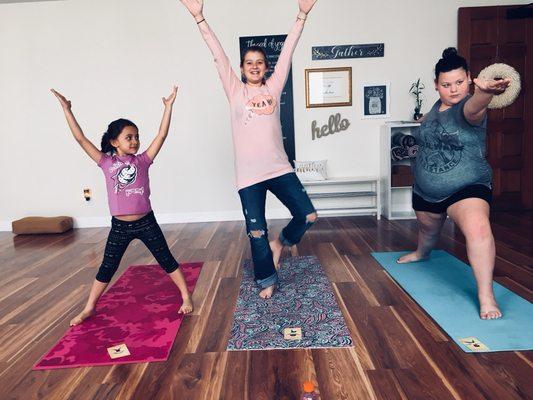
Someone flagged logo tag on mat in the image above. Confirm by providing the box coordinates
[283,327,302,340]
[459,337,490,352]
[107,343,131,359]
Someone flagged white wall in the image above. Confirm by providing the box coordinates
[0,0,524,230]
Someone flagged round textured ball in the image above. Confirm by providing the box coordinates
[477,63,521,109]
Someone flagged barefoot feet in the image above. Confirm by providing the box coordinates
[178,297,194,314]
[396,251,429,264]
[259,284,276,299]
[270,239,284,270]
[70,309,95,326]
[479,295,502,319]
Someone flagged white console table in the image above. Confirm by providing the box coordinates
[301,176,380,219]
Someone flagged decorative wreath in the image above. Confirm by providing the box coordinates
[477,63,521,109]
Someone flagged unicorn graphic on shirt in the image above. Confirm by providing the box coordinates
[112,164,137,194]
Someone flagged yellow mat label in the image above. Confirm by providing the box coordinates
[283,327,302,340]
[107,343,131,359]
[459,337,490,352]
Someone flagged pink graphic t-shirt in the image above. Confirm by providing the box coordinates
[98,151,153,216]
[198,19,304,190]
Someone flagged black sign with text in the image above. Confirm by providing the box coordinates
[312,43,384,60]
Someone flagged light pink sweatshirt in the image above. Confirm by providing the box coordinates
[198,19,304,190]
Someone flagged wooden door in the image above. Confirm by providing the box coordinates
[459,5,533,210]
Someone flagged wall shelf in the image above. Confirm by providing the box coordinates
[380,122,420,220]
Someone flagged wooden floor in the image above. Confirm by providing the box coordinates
[1,212,532,399]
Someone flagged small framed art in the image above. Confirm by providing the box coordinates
[305,67,352,108]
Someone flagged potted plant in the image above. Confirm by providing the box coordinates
[409,79,425,121]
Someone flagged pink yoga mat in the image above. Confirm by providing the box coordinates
[34,263,202,370]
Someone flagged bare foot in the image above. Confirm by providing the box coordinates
[479,296,502,320]
[259,285,276,299]
[396,251,429,264]
[270,239,283,270]
[70,309,95,326]
[178,297,194,314]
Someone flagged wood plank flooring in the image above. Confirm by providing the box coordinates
[1,212,532,399]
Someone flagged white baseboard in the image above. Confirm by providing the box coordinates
[0,221,12,232]
[73,216,112,228]
[155,209,292,225]
[0,208,293,231]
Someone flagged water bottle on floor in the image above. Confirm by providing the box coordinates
[301,381,318,399]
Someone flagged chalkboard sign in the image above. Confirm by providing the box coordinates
[312,43,384,60]
[239,34,295,166]
[361,83,390,118]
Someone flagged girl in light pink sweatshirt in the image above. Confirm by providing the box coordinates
[180,0,318,299]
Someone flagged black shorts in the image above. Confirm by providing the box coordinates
[412,184,492,214]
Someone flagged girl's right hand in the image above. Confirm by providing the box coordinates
[51,89,72,110]
[180,0,204,19]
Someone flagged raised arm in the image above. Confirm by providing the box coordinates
[268,0,317,92]
[179,0,241,98]
[145,86,178,161]
[51,89,102,164]
[463,77,511,125]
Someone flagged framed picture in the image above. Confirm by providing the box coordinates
[360,82,390,118]
[305,67,352,108]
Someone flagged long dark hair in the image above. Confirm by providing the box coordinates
[100,118,137,153]
[435,47,469,80]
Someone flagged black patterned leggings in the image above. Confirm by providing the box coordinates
[96,211,179,283]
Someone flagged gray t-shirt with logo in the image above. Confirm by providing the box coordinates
[411,95,492,202]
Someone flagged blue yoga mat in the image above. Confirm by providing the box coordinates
[371,250,533,353]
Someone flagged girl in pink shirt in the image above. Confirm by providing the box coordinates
[180,0,318,299]
[51,87,193,326]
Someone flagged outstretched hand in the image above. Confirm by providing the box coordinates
[50,89,72,110]
[180,0,204,19]
[162,85,178,107]
[50,88,102,164]
[298,0,317,14]
[473,77,511,95]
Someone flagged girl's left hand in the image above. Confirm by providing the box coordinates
[473,77,511,94]
[298,0,317,14]
[162,85,178,106]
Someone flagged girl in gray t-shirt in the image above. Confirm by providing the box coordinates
[398,48,511,320]
[412,95,492,203]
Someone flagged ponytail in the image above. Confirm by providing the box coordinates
[100,131,114,153]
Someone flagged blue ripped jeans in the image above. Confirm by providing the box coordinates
[238,172,317,289]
